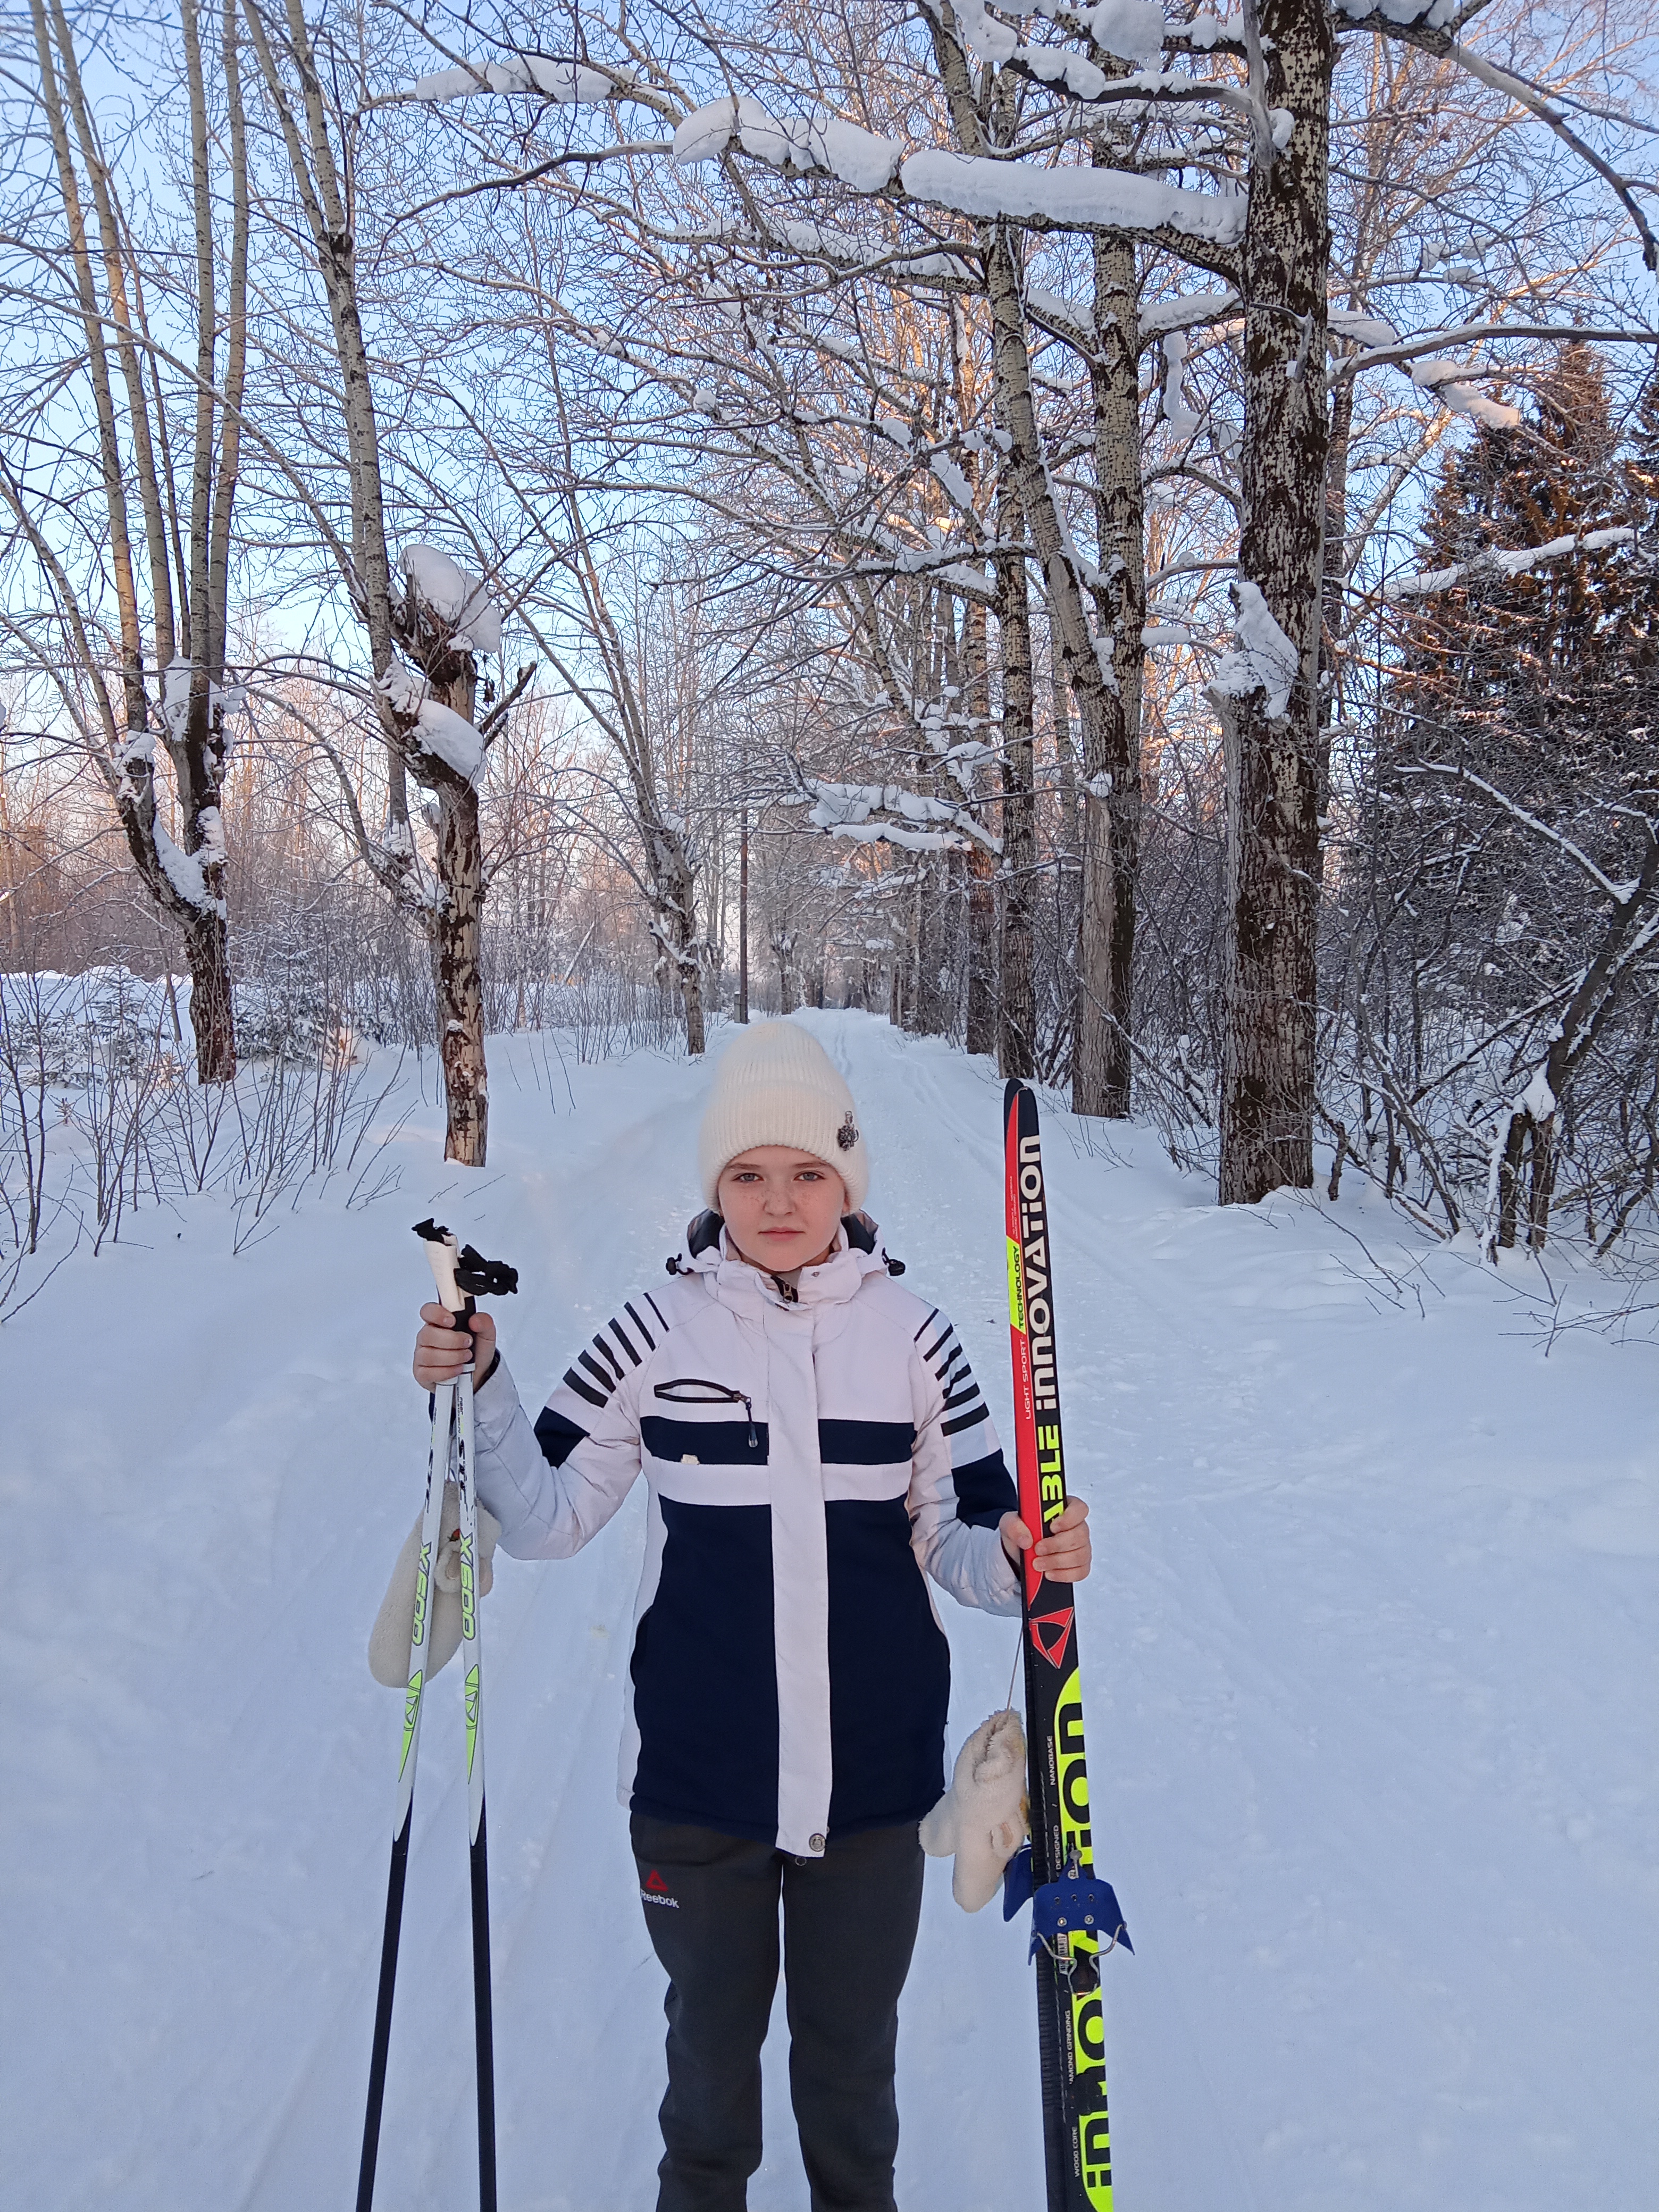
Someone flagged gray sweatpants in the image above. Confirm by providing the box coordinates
[630,1814,926,2212]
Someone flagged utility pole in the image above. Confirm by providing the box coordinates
[738,803,750,1024]
[738,721,750,1023]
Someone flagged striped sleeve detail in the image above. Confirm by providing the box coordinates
[921,1322,957,1372]
[928,1323,1014,1520]
[941,1400,992,1437]
[562,1291,682,1414]
[563,1363,608,1410]
[932,1326,988,1432]
[604,1312,643,1368]
[578,1345,619,1393]
[904,1302,1021,1614]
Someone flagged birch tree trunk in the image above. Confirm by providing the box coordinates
[914,853,952,1035]
[175,0,238,1082]
[26,0,247,1083]
[243,0,499,1152]
[425,650,488,1163]
[963,599,998,1056]
[774,924,800,1015]
[998,493,1036,1079]
[653,829,707,1054]
[925,13,1139,1114]
[965,841,998,1053]
[1079,192,1146,1118]
[1214,0,1333,1204]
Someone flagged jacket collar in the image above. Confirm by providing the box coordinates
[685,1228,886,1313]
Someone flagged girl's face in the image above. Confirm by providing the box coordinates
[716,1147,848,1275]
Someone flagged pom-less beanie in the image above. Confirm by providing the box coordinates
[698,1021,870,1211]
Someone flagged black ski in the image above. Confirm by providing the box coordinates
[1003,1080,1131,2210]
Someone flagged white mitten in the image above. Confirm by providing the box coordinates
[368,1480,501,1687]
[919,1707,1029,1912]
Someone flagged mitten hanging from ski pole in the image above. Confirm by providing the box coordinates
[367,1481,502,1688]
[919,1707,1029,1912]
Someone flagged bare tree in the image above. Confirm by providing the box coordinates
[239,0,525,1159]
[3,0,249,1080]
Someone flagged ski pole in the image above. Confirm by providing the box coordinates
[448,1267,496,2212]
[356,1312,454,2212]
[356,1220,516,2212]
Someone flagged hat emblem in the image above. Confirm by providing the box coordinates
[836,1109,859,1152]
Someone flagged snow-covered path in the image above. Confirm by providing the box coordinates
[4,1012,1655,2211]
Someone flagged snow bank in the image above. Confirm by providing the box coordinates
[1074,0,1168,61]
[3,1015,1654,2211]
[806,777,999,853]
[901,146,1244,244]
[1140,286,1239,339]
[671,98,902,190]
[954,0,1164,82]
[1160,330,1202,434]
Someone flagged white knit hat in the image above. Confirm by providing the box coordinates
[698,1021,869,1211]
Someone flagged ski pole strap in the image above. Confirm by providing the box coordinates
[414,1219,520,1314]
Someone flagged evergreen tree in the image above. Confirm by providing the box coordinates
[1387,343,1655,830]
[1338,347,1659,1250]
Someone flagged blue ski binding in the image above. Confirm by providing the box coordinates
[1002,1843,1134,1957]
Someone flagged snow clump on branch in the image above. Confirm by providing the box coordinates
[1386,527,1637,601]
[400,545,503,656]
[805,779,1001,854]
[153,819,225,918]
[379,662,487,787]
[672,99,903,192]
[672,96,1245,247]
[1209,581,1302,720]
[412,55,635,105]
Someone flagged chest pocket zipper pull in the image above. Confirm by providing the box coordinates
[653,1377,760,1453]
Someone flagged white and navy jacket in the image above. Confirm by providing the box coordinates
[471,1231,1021,1857]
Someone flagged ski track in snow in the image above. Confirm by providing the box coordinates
[3,1012,1654,2210]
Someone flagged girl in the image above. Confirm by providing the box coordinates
[413,1021,1090,2212]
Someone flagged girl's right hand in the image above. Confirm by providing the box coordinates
[413,1302,496,1390]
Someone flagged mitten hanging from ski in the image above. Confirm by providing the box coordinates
[919,1707,1029,1911]
[368,1479,501,1687]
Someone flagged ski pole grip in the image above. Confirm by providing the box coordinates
[414,1218,467,1315]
